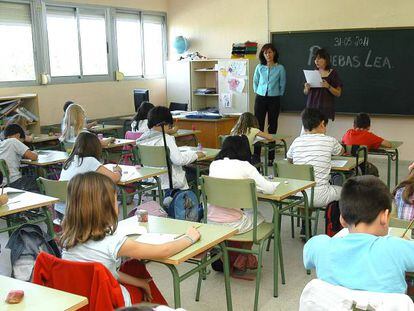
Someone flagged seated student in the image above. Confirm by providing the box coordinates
[59,131,121,183]
[136,106,204,190]
[131,102,154,133]
[63,100,97,129]
[208,135,278,273]
[61,172,201,306]
[0,124,38,191]
[393,167,414,220]
[304,175,414,294]
[342,113,392,176]
[342,113,392,150]
[230,112,276,164]
[287,108,344,208]
[4,115,33,143]
[208,135,278,232]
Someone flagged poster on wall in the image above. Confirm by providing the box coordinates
[220,93,232,108]
[227,77,245,93]
[228,61,247,76]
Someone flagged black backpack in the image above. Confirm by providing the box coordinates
[6,224,61,281]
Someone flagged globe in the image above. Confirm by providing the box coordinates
[173,36,189,54]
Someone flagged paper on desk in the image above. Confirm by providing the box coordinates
[303,70,323,88]
[179,146,193,152]
[331,160,347,167]
[115,224,147,237]
[136,233,179,245]
[253,136,265,144]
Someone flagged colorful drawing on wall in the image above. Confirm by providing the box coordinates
[228,61,246,76]
[227,77,245,93]
[220,93,232,108]
[219,67,228,77]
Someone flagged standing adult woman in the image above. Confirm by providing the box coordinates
[304,48,342,122]
[253,43,286,166]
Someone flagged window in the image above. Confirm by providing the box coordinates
[46,6,109,78]
[143,15,165,76]
[116,12,142,77]
[0,2,36,82]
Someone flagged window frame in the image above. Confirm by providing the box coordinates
[0,0,167,87]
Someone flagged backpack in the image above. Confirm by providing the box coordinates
[164,189,203,222]
[6,224,61,281]
[325,201,343,237]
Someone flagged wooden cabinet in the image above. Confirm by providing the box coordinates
[175,117,238,149]
[0,94,40,134]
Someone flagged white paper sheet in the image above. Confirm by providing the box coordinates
[115,223,147,237]
[136,233,179,245]
[331,160,348,167]
[220,93,232,108]
[303,70,323,88]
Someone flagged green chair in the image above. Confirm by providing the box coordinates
[37,177,68,218]
[0,159,10,185]
[342,144,368,175]
[201,175,274,311]
[273,160,317,239]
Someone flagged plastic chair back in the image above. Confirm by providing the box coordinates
[201,175,257,210]
[0,159,10,184]
[134,144,169,167]
[37,177,68,202]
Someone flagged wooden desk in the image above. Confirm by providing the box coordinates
[21,150,68,166]
[32,134,60,144]
[173,129,201,147]
[257,177,316,298]
[0,188,58,236]
[369,141,403,188]
[255,134,291,175]
[0,275,88,311]
[178,146,220,161]
[174,117,237,148]
[89,124,123,136]
[102,138,136,149]
[104,164,166,218]
[118,216,237,310]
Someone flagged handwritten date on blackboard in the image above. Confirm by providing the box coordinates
[334,36,370,47]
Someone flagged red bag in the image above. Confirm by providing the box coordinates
[325,201,343,237]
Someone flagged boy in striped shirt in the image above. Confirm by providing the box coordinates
[287,108,344,208]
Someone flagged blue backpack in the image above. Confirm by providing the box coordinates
[164,189,203,222]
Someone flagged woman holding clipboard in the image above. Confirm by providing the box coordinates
[304,48,342,122]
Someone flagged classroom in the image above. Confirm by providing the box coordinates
[1,0,414,310]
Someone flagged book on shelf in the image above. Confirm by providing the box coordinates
[16,107,39,123]
[193,88,217,95]
[0,99,21,118]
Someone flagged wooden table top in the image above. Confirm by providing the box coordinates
[254,134,292,145]
[0,275,88,311]
[102,138,136,149]
[331,155,364,172]
[370,140,403,153]
[257,177,316,201]
[32,134,60,144]
[119,216,237,265]
[21,150,68,166]
[178,146,220,161]
[89,124,123,133]
[104,164,167,186]
[173,129,201,138]
[0,188,59,217]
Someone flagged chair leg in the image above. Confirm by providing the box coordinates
[253,242,266,311]
[290,208,295,238]
[278,219,285,285]
[266,235,273,252]
[195,256,207,301]
[313,210,320,236]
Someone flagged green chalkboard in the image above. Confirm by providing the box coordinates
[272,29,414,116]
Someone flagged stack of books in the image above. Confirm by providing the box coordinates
[231,41,258,58]
[193,88,217,95]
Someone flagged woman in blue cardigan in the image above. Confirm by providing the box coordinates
[253,43,286,166]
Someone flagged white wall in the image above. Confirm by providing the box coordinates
[167,0,414,161]
[0,0,168,125]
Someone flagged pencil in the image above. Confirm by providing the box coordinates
[400,217,414,238]
[174,224,202,240]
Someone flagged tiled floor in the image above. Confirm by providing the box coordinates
[0,156,412,311]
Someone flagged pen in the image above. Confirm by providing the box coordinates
[174,224,202,240]
[401,218,414,238]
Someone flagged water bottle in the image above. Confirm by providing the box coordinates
[197,143,203,151]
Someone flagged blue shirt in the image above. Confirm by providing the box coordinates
[253,64,286,97]
[304,233,414,293]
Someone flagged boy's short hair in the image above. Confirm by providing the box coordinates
[301,108,326,131]
[63,100,74,112]
[147,106,173,129]
[4,124,26,140]
[340,175,392,226]
[354,113,371,129]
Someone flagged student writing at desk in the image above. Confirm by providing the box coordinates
[0,124,38,191]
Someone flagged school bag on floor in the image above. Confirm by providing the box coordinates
[159,123,203,222]
[6,224,61,281]
[325,201,343,237]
